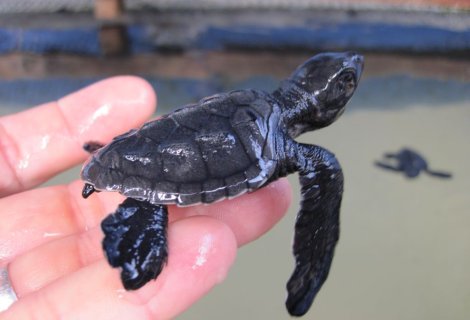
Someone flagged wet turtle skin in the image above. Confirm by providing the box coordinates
[81,52,364,316]
[375,148,452,179]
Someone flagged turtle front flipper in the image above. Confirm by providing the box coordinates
[101,198,168,290]
[374,160,402,172]
[286,144,342,316]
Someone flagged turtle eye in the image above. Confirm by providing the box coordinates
[315,71,357,108]
[336,71,356,98]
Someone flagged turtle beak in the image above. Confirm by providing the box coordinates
[346,52,364,82]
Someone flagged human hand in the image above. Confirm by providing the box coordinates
[0,77,291,319]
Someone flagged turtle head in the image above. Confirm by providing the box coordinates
[280,52,363,136]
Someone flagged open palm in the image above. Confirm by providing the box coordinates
[0,77,291,319]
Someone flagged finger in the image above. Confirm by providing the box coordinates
[6,179,291,297]
[0,178,290,262]
[171,178,292,246]
[8,227,104,297]
[0,76,156,196]
[3,217,238,320]
[0,181,124,262]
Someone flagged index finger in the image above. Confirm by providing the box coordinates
[0,76,156,197]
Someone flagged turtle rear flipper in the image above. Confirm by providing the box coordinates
[101,198,168,290]
[285,144,342,316]
[83,141,105,153]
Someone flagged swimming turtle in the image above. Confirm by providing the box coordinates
[375,148,452,179]
[81,52,364,316]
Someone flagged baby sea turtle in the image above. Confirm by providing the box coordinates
[375,148,452,179]
[81,52,364,316]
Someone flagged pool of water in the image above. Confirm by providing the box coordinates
[1,52,469,319]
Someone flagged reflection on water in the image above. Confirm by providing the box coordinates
[0,53,469,319]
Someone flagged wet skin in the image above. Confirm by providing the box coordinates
[375,148,452,179]
[81,52,364,316]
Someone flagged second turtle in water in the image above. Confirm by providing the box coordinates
[375,148,452,179]
[81,52,364,316]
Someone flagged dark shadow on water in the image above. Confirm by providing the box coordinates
[1,74,469,114]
